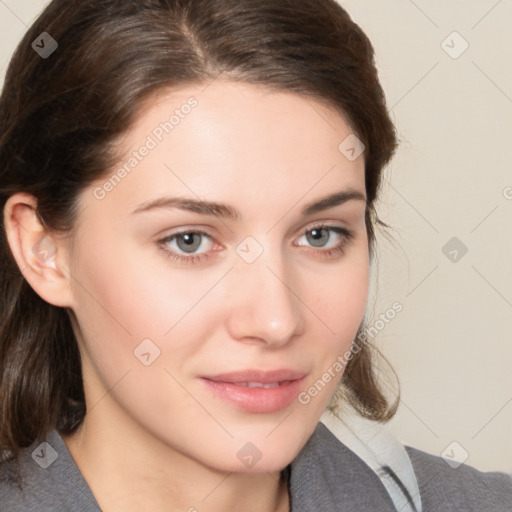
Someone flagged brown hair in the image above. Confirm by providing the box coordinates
[0,0,399,468]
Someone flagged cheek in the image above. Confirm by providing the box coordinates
[313,245,370,342]
[301,245,370,392]
[67,232,224,388]
[67,239,226,444]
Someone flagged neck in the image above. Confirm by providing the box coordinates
[61,400,290,512]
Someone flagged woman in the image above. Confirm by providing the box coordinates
[0,0,510,510]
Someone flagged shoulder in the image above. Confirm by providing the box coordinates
[290,421,398,511]
[318,412,512,512]
[0,430,101,511]
[405,444,512,511]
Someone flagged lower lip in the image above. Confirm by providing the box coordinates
[200,377,305,413]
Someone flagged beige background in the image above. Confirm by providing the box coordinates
[1,1,511,472]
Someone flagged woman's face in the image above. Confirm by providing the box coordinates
[66,79,369,473]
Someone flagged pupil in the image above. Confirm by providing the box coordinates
[178,233,201,252]
[308,228,328,247]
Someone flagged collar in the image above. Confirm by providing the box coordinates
[318,410,422,512]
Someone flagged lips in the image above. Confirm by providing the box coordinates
[200,369,306,413]
[202,369,306,384]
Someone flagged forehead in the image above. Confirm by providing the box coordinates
[82,79,366,225]
[126,79,357,154]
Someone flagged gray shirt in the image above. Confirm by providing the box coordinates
[1,421,511,511]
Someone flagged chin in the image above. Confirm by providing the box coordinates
[169,425,306,476]
[210,451,294,476]
[224,424,313,474]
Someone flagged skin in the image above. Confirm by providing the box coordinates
[4,79,369,512]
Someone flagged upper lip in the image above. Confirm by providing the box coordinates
[201,369,307,384]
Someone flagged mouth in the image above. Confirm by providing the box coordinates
[200,369,306,414]
[229,381,291,389]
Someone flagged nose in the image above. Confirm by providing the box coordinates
[225,250,305,348]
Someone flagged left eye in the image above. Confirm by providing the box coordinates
[158,225,353,265]
[295,226,347,249]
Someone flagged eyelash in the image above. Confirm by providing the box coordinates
[157,223,354,265]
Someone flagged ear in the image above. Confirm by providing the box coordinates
[3,192,75,308]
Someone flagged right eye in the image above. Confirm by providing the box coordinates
[158,230,219,265]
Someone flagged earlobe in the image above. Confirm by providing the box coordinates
[3,192,74,308]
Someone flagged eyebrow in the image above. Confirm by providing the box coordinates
[130,188,366,220]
